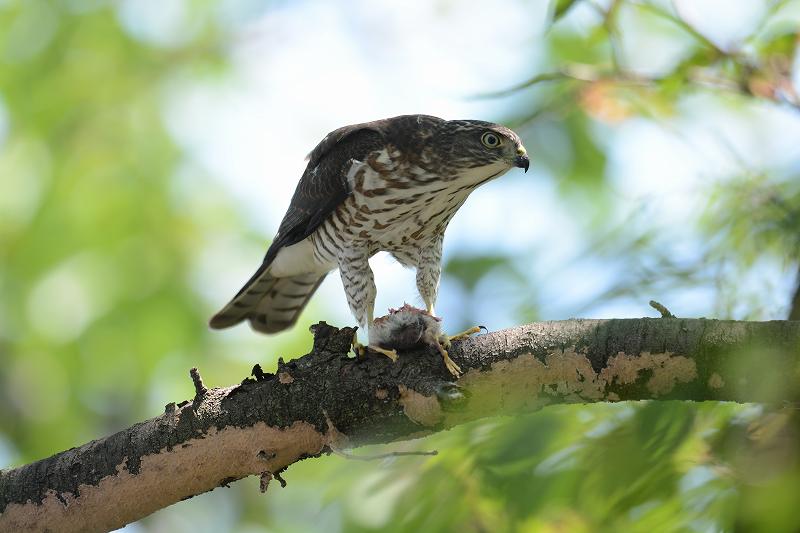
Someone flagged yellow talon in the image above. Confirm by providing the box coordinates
[369,345,399,362]
[433,342,462,377]
[443,350,462,376]
[351,332,367,358]
[433,326,482,377]
[447,326,482,343]
[353,330,398,362]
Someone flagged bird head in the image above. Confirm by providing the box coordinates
[436,119,529,180]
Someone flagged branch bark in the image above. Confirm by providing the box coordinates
[1,318,799,532]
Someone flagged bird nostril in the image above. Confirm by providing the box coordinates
[516,147,527,156]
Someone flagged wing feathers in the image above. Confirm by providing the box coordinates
[209,270,326,334]
[247,273,327,334]
[210,120,391,334]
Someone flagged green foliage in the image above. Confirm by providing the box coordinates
[282,402,796,533]
[551,0,581,24]
[0,1,316,464]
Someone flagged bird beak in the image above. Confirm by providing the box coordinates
[514,147,530,173]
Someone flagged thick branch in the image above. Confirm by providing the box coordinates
[1,318,799,532]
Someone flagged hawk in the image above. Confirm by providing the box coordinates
[210,114,529,375]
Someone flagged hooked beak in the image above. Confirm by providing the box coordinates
[514,147,530,173]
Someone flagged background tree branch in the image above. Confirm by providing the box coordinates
[1,317,798,532]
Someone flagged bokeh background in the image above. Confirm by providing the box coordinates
[1,0,799,531]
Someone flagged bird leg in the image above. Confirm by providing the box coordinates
[352,336,398,361]
[433,326,483,378]
[420,302,462,375]
[351,331,367,358]
[341,254,397,361]
[409,314,463,377]
[432,341,462,377]
[369,344,399,361]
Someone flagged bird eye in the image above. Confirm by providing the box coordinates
[481,132,501,148]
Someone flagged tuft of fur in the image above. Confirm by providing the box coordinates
[369,304,442,351]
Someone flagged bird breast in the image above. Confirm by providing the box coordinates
[308,148,505,267]
[349,152,474,246]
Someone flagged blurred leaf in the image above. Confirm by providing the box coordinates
[552,0,582,24]
[444,254,516,292]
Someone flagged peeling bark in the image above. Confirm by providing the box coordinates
[1,318,799,532]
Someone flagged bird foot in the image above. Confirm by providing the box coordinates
[369,345,399,362]
[351,334,398,362]
[445,326,483,345]
[435,344,462,377]
[351,334,367,358]
[434,326,483,377]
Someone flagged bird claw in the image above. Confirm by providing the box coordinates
[352,335,398,362]
[433,336,461,377]
[433,326,483,377]
[447,326,483,343]
[351,336,367,358]
[442,350,462,377]
[369,345,398,362]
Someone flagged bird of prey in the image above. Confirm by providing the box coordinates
[210,114,529,375]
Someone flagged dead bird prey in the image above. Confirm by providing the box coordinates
[369,304,482,375]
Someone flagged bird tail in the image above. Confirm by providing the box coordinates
[209,271,327,334]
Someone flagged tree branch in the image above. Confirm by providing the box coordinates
[1,318,799,532]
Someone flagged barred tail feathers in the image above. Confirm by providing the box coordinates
[209,271,326,334]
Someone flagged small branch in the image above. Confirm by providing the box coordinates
[636,0,729,57]
[473,71,573,99]
[329,448,439,462]
[603,0,624,73]
[259,472,272,493]
[649,300,676,318]
[189,367,207,397]
[272,469,287,489]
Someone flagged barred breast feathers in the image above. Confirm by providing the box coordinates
[306,143,509,267]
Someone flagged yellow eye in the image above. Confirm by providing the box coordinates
[481,132,501,148]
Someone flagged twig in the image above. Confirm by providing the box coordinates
[604,0,624,73]
[273,469,287,488]
[329,448,439,462]
[633,1,728,57]
[473,72,572,99]
[189,367,207,397]
[649,300,676,318]
[552,0,582,24]
[259,472,272,494]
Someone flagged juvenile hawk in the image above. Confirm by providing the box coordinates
[210,114,529,374]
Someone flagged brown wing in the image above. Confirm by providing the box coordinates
[236,124,386,297]
[268,114,445,259]
[265,125,385,261]
[209,122,389,333]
